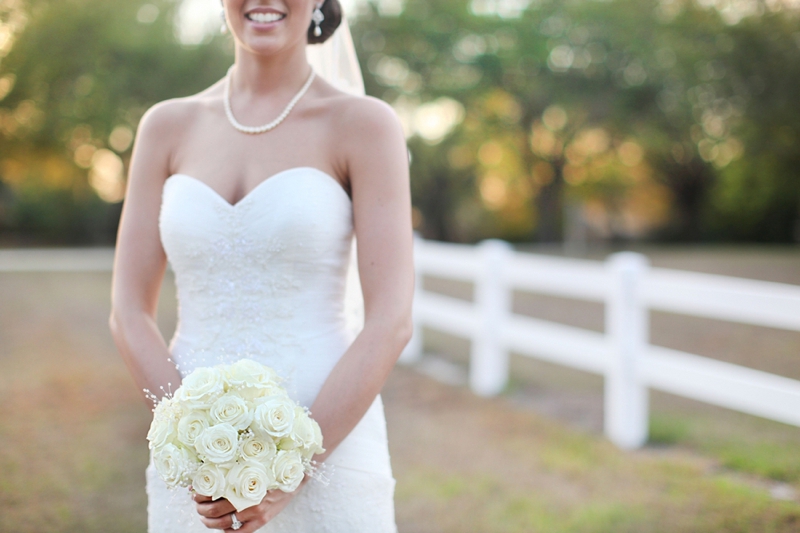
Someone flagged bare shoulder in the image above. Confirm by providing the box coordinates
[137,93,209,139]
[133,86,222,174]
[323,93,408,184]
[128,85,222,183]
[330,93,405,144]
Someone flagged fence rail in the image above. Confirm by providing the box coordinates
[0,248,113,272]
[400,238,800,449]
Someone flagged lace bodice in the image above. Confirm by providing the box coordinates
[159,167,358,404]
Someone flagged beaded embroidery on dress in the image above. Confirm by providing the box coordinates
[150,167,397,532]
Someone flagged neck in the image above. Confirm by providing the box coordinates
[232,41,312,96]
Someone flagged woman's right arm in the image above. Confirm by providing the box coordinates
[109,101,184,405]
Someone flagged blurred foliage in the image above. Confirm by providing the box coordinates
[0,0,799,244]
[0,0,232,244]
[353,0,800,243]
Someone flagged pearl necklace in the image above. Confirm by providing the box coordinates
[223,65,316,134]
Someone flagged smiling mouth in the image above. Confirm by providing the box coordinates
[245,12,286,23]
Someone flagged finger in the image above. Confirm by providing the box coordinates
[196,497,235,518]
[260,489,288,504]
[230,504,262,522]
[224,517,265,533]
[192,492,212,503]
[200,512,240,531]
[229,495,291,532]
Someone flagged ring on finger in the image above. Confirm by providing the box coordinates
[230,512,243,531]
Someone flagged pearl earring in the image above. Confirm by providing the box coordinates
[311,4,324,37]
[220,10,228,34]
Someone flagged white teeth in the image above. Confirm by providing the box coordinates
[247,12,284,23]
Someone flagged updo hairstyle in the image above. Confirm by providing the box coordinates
[307,0,342,44]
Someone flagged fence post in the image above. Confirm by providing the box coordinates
[399,233,424,364]
[604,251,650,449]
[470,239,513,396]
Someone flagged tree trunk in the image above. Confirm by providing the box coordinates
[535,158,565,243]
[658,159,715,240]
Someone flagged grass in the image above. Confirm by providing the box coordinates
[392,439,800,532]
[2,267,800,532]
[716,442,800,482]
[650,408,800,483]
[385,365,800,532]
[649,413,693,445]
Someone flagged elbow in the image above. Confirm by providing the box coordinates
[384,311,414,357]
[363,309,413,356]
[108,309,125,347]
[397,312,414,351]
[108,306,138,346]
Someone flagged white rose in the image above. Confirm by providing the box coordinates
[272,450,305,492]
[226,360,282,401]
[176,367,225,409]
[251,389,291,406]
[239,432,277,464]
[293,413,325,459]
[254,396,296,438]
[209,393,253,430]
[195,423,239,464]
[310,418,324,453]
[241,383,284,401]
[225,359,279,389]
[276,436,296,451]
[192,463,228,501]
[224,460,275,512]
[147,397,180,449]
[290,407,315,447]
[176,411,211,447]
[153,443,195,488]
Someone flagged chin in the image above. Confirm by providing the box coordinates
[235,32,308,58]
[239,36,291,57]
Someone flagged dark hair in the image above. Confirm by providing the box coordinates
[307,0,342,45]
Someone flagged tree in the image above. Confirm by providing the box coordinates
[352,0,800,243]
[0,0,232,244]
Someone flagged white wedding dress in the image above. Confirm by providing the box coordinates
[149,167,398,532]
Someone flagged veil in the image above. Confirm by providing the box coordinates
[306,14,366,337]
[306,14,365,97]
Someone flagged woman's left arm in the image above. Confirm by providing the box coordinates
[309,96,414,462]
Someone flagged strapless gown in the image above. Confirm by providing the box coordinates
[149,167,397,532]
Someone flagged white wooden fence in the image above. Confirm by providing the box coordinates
[399,238,800,449]
[3,245,800,450]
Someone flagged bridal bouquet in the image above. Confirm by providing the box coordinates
[147,359,325,511]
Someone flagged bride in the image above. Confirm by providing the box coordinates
[108,0,414,531]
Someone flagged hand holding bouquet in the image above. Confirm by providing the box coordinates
[147,359,325,512]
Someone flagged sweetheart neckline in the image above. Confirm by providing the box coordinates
[165,166,352,209]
